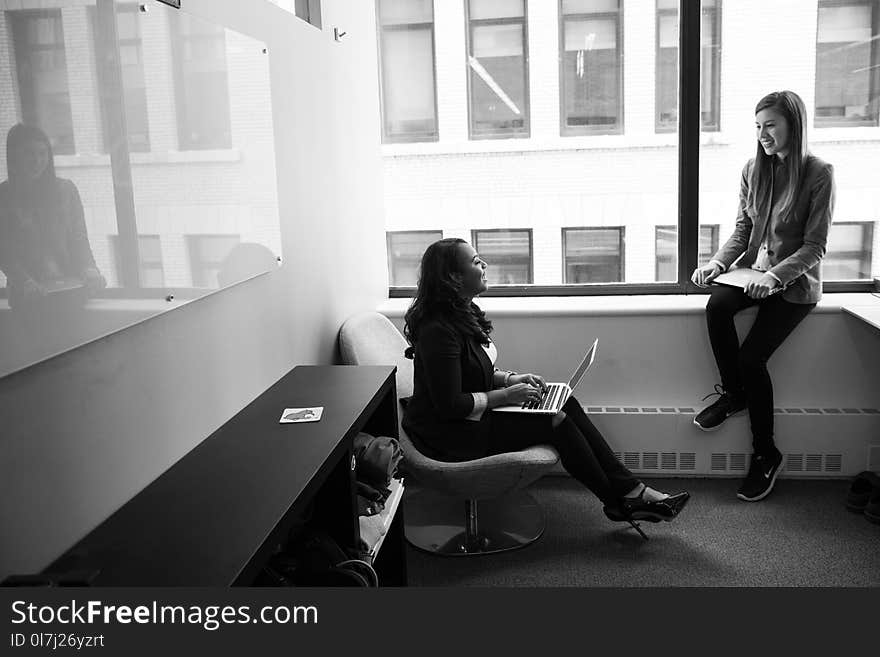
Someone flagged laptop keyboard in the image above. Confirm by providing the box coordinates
[522,384,563,411]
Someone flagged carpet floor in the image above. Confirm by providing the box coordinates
[403,477,880,587]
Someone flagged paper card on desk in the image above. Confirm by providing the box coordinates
[279,407,323,423]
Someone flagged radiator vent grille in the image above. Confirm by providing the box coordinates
[606,451,844,473]
[584,406,878,415]
[825,454,842,473]
[611,451,696,472]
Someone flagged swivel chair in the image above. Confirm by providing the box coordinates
[338,311,560,555]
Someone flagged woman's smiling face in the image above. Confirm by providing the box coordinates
[455,242,488,297]
[756,107,790,159]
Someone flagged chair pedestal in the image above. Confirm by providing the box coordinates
[404,490,545,556]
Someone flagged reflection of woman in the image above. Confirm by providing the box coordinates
[691,91,835,503]
[0,123,105,307]
[402,238,690,536]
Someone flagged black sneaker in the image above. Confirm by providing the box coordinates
[693,384,747,431]
[737,451,784,502]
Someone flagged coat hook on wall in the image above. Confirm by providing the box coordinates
[334,27,347,42]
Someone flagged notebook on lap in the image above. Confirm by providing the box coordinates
[493,338,598,415]
[712,268,781,295]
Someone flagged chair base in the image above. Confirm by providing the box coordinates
[404,490,545,556]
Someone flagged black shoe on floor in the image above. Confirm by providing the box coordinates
[737,450,784,502]
[846,471,880,512]
[693,384,747,431]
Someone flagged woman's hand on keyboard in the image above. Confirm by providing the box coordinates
[509,373,547,392]
[503,383,544,405]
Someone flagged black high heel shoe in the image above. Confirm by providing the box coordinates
[603,489,691,540]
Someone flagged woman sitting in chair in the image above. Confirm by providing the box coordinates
[401,238,690,533]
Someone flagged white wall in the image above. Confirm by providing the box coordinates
[0,0,388,579]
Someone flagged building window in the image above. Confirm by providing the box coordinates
[187,235,241,287]
[377,0,439,143]
[91,4,150,152]
[562,227,624,283]
[465,0,529,139]
[472,229,533,283]
[170,12,232,150]
[387,230,442,286]
[10,10,75,154]
[559,0,623,135]
[824,221,874,279]
[815,0,880,127]
[655,225,719,282]
[111,235,164,288]
[656,0,721,133]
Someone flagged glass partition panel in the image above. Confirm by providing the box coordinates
[0,0,282,378]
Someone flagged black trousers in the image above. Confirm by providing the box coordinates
[488,396,639,505]
[705,286,815,456]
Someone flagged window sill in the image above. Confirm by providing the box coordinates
[378,292,878,318]
[54,149,242,168]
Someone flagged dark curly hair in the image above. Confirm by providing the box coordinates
[403,238,492,358]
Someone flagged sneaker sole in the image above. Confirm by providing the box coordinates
[736,462,783,502]
[693,407,747,432]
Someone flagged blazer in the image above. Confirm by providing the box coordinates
[401,318,495,462]
[711,154,835,304]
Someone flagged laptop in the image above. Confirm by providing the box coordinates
[712,267,782,295]
[494,338,598,415]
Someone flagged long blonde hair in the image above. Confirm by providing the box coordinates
[747,90,809,223]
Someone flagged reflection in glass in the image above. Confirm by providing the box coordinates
[0,0,282,378]
[0,123,106,309]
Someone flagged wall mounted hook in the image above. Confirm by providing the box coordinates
[334,27,347,42]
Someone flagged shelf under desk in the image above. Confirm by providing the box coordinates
[42,365,402,586]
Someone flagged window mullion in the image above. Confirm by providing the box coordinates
[678,0,701,291]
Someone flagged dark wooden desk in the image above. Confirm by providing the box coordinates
[41,365,404,586]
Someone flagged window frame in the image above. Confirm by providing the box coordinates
[464,0,531,140]
[561,226,625,284]
[471,228,534,284]
[375,0,441,144]
[655,1,722,133]
[823,221,875,280]
[558,0,625,137]
[814,0,880,128]
[655,223,719,281]
[386,229,444,289]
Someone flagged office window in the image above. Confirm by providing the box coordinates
[824,222,874,279]
[656,0,721,132]
[111,235,164,288]
[377,0,439,143]
[465,0,529,138]
[562,227,624,283]
[815,0,880,126]
[387,230,442,286]
[170,13,232,150]
[10,10,75,154]
[655,225,719,282]
[472,229,533,284]
[187,235,241,288]
[91,4,150,152]
[560,0,623,135]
